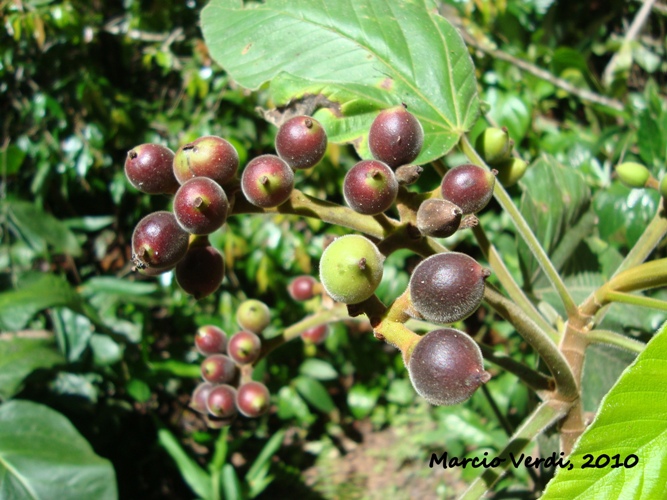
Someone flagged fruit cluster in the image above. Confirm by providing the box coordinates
[124,104,516,418]
[188,300,272,428]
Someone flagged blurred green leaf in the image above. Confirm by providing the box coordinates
[294,376,335,414]
[245,430,285,497]
[222,463,244,500]
[0,335,64,400]
[127,379,151,403]
[299,359,338,381]
[0,400,117,499]
[52,307,93,362]
[1,144,26,175]
[201,0,479,163]
[347,383,381,420]
[89,334,123,366]
[0,273,81,332]
[7,200,81,257]
[81,277,158,297]
[581,344,637,413]
[158,427,212,500]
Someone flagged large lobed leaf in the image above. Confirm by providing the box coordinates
[0,400,117,499]
[201,0,479,162]
[542,322,667,499]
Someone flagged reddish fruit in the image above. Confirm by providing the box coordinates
[288,276,318,301]
[236,381,271,417]
[241,155,294,208]
[131,211,189,271]
[409,252,490,324]
[275,115,328,170]
[190,382,214,414]
[227,331,262,365]
[200,354,237,384]
[206,384,238,418]
[195,325,227,355]
[440,164,496,215]
[175,243,225,300]
[343,160,398,215]
[408,328,491,405]
[173,177,229,235]
[301,324,329,345]
[173,136,239,186]
[125,143,179,194]
[369,105,424,168]
[416,199,462,238]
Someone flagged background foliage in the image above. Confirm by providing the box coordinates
[1,0,665,498]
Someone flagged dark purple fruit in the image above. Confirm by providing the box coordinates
[195,325,227,355]
[190,382,214,414]
[241,154,294,208]
[343,160,398,215]
[236,299,271,334]
[288,276,318,301]
[408,328,491,405]
[227,331,262,365]
[409,252,490,324]
[301,324,329,345]
[173,177,229,235]
[440,164,496,215]
[275,115,328,170]
[125,143,179,194]
[236,381,270,417]
[173,136,239,186]
[200,354,237,384]
[368,105,424,168]
[206,384,238,418]
[416,199,462,238]
[175,242,225,300]
[131,211,189,271]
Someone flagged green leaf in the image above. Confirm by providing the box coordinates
[52,308,93,362]
[89,334,123,366]
[298,359,338,381]
[0,400,117,500]
[81,277,158,297]
[245,430,285,497]
[7,201,81,257]
[517,155,591,285]
[158,427,212,500]
[293,376,335,413]
[201,0,479,162]
[0,336,64,400]
[542,322,667,498]
[222,463,244,500]
[347,383,381,419]
[0,273,82,332]
[1,144,26,176]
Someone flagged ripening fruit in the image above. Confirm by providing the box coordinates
[319,235,384,304]
[440,164,496,215]
[616,162,650,188]
[474,127,513,165]
[275,115,328,170]
[206,384,238,418]
[173,177,229,235]
[236,381,271,418]
[175,243,225,299]
[409,252,490,324]
[369,105,424,168]
[408,328,491,405]
[195,325,227,356]
[227,331,262,365]
[200,354,237,384]
[416,199,462,238]
[132,211,189,271]
[494,157,528,187]
[125,143,179,194]
[173,136,239,186]
[301,324,329,345]
[236,299,271,334]
[190,382,214,414]
[241,154,294,208]
[288,275,318,301]
[660,175,667,198]
[343,160,399,215]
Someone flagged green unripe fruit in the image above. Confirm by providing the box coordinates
[660,175,667,199]
[494,157,528,187]
[319,235,385,304]
[475,127,513,165]
[236,299,271,334]
[616,162,650,189]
